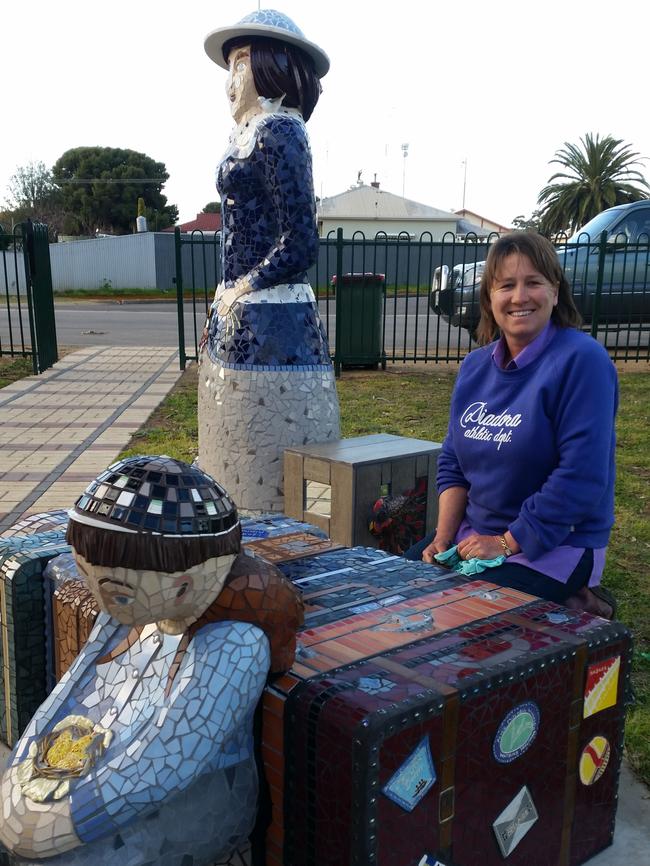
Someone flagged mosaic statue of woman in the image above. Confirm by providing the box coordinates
[0,456,303,866]
[198,9,340,514]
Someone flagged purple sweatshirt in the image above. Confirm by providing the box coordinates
[437,325,618,585]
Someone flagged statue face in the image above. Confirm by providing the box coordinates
[226,45,258,123]
[73,552,236,627]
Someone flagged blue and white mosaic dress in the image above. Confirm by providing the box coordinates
[198,107,340,514]
[7,616,269,866]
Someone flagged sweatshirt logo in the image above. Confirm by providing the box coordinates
[459,401,522,450]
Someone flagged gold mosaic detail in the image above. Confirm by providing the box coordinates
[16,714,113,803]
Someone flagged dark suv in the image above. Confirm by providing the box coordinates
[430,200,650,333]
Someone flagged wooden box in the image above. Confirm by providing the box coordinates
[283,434,442,549]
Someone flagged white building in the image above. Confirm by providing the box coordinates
[318,184,465,240]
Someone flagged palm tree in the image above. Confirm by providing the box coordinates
[537,133,650,236]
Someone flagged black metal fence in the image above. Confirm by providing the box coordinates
[0,221,58,374]
[174,228,650,369]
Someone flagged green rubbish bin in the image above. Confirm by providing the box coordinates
[333,272,386,374]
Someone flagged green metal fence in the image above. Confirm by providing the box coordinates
[0,221,58,374]
[174,228,650,369]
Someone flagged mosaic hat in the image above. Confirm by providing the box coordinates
[66,456,241,572]
[204,8,330,78]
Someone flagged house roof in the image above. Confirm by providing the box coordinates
[318,185,457,221]
[163,213,222,233]
[454,209,511,233]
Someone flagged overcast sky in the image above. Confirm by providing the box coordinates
[2,0,649,228]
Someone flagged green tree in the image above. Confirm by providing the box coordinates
[52,147,178,235]
[3,161,64,234]
[202,201,221,213]
[537,133,650,236]
[511,210,544,234]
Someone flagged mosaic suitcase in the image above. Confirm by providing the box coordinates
[0,529,70,747]
[51,578,99,681]
[262,553,632,866]
[241,514,328,542]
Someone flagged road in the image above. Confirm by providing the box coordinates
[4,299,476,358]
[2,299,646,361]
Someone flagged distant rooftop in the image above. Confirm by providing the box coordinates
[163,212,222,233]
[318,185,458,221]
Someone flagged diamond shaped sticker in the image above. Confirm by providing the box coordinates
[492,785,538,857]
[382,736,436,812]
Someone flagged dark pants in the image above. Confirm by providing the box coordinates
[404,532,593,603]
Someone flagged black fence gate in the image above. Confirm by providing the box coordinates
[0,220,58,374]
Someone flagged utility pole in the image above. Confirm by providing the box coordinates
[401,143,409,198]
[461,158,468,211]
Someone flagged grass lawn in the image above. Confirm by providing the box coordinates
[0,355,35,387]
[120,361,650,787]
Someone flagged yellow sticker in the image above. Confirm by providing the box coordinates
[579,736,611,785]
[583,656,620,719]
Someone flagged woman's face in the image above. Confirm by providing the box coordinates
[74,552,235,627]
[490,252,558,356]
[225,45,258,123]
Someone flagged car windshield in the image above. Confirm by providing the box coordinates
[566,209,625,243]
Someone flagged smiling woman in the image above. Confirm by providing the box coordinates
[406,232,619,620]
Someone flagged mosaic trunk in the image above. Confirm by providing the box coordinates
[0,532,70,747]
[262,548,632,866]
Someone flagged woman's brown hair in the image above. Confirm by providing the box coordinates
[476,231,582,345]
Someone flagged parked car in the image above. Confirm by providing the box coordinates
[430,200,650,333]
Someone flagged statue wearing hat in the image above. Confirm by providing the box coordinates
[198,8,340,515]
[0,456,303,866]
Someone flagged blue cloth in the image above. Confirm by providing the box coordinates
[436,327,618,561]
[433,544,506,575]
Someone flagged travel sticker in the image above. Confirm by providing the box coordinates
[492,785,539,858]
[493,701,540,763]
[583,656,621,719]
[579,736,611,785]
[382,736,436,812]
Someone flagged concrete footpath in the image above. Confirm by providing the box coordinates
[0,346,649,863]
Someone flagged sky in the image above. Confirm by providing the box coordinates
[2,0,650,228]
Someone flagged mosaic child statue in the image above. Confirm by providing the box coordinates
[198,8,340,514]
[0,456,303,866]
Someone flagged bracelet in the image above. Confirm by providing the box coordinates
[498,535,513,557]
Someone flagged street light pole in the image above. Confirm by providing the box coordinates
[401,143,409,198]
[461,158,467,211]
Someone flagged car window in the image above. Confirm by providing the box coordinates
[610,210,650,243]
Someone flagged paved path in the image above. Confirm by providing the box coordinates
[0,346,181,532]
[0,346,648,864]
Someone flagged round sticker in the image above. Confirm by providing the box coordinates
[579,736,611,785]
[493,701,540,763]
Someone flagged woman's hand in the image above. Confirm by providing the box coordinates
[421,535,454,564]
[457,533,515,561]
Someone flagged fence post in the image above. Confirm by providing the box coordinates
[590,230,607,339]
[22,220,58,373]
[333,227,344,377]
[174,228,186,370]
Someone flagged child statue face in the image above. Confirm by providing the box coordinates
[225,45,258,124]
[73,552,236,630]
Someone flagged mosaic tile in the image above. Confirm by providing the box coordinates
[197,44,340,515]
[0,462,304,866]
[492,786,538,857]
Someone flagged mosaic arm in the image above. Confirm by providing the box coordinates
[0,620,270,858]
[68,621,270,845]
